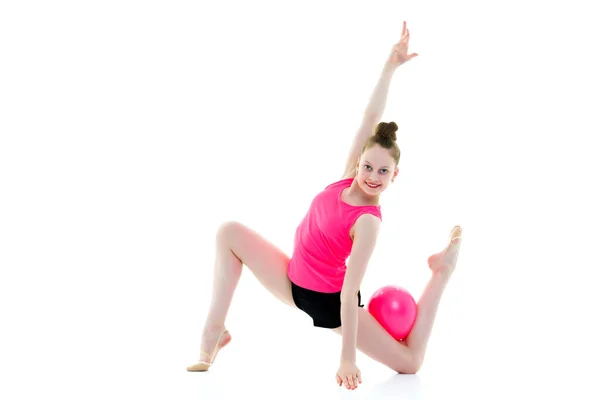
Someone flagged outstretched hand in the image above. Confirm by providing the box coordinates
[386,21,418,68]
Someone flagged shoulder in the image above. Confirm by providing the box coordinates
[350,213,381,241]
[355,213,381,231]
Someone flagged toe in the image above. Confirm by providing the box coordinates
[449,226,462,242]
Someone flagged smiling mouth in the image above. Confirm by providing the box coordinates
[366,182,381,188]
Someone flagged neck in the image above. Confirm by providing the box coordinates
[347,178,380,206]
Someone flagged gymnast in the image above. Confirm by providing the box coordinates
[186,21,463,391]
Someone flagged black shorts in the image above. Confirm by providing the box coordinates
[291,281,364,329]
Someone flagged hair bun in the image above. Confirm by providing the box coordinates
[375,121,398,142]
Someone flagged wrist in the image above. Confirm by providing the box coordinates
[382,62,398,74]
[341,346,356,364]
[341,356,356,364]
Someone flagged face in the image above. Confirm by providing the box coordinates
[355,145,399,196]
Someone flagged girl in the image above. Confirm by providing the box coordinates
[186,21,463,391]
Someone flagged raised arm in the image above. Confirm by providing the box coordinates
[342,21,418,179]
[336,213,381,389]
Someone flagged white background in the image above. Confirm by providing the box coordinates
[1,0,599,398]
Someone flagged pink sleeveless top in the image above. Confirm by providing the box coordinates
[287,178,382,293]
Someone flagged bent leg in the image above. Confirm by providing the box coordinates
[204,220,295,330]
[192,221,295,367]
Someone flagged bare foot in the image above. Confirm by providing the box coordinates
[427,225,462,278]
[186,327,232,372]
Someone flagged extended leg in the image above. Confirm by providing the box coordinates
[333,226,462,373]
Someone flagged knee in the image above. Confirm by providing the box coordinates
[409,355,424,374]
[396,353,423,375]
[216,220,243,242]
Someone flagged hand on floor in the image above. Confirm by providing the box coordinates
[336,361,362,390]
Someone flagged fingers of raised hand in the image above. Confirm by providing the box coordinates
[400,30,410,48]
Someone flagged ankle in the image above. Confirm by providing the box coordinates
[431,271,451,285]
[202,324,226,337]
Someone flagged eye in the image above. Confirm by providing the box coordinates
[364,165,372,170]
[380,169,388,174]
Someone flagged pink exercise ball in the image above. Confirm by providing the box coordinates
[367,285,417,341]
